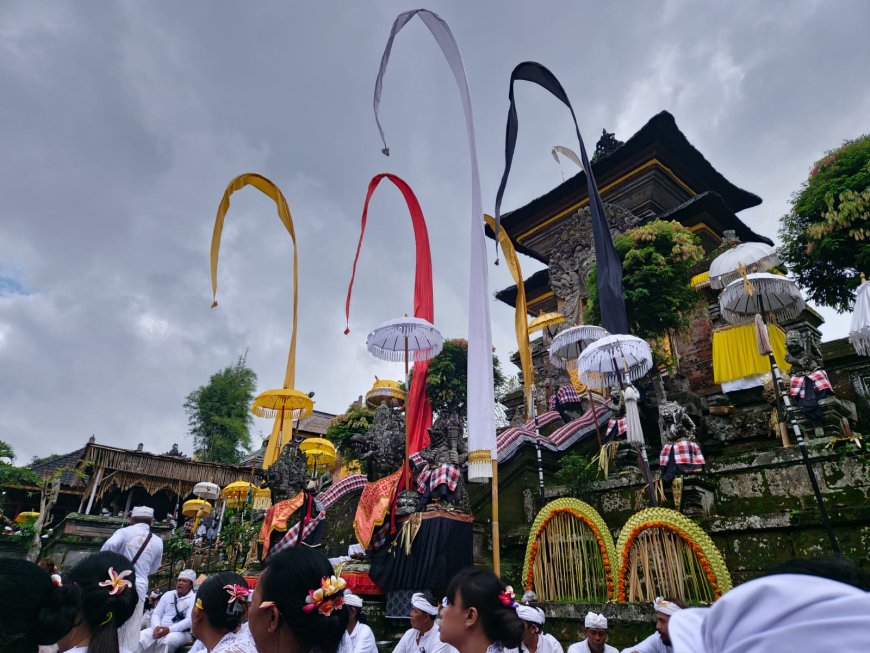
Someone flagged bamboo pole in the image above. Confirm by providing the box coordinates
[491,459,500,576]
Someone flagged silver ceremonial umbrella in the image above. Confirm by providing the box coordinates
[575,333,653,390]
[720,272,839,555]
[709,241,780,290]
[576,333,657,505]
[366,316,443,377]
[548,325,609,369]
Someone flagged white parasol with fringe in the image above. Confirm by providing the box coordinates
[709,241,780,290]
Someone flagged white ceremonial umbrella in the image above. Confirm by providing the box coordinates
[366,316,443,377]
[548,325,609,369]
[850,277,870,357]
[719,272,839,555]
[709,241,780,290]
[576,334,653,390]
[192,482,221,501]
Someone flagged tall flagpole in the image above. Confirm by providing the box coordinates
[491,459,500,575]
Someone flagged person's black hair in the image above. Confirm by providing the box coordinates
[197,571,250,632]
[445,567,523,649]
[64,552,139,653]
[261,547,348,653]
[768,556,870,590]
[0,559,78,653]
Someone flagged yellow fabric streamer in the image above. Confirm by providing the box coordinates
[712,323,791,384]
[484,214,532,418]
[210,173,299,390]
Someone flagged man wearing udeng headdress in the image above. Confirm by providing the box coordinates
[515,605,563,653]
[393,592,457,653]
[622,597,685,653]
[568,612,617,653]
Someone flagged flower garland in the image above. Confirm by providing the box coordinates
[615,508,732,603]
[521,498,616,600]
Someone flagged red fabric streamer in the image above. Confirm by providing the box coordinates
[345,173,434,455]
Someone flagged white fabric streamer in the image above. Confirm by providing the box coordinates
[850,279,870,356]
[373,9,495,481]
[623,385,644,447]
[551,145,583,180]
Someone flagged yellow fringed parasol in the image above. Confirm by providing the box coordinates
[210,173,312,469]
[299,437,337,471]
[182,499,213,518]
[221,480,254,509]
[365,377,406,408]
[528,311,565,334]
[15,511,39,524]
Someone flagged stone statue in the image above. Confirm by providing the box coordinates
[658,400,706,511]
[548,204,640,325]
[784,329,824,373]
[349,400,406,482]
[659,400,698,442]
[415,413,470,514]
[264,443,309,503]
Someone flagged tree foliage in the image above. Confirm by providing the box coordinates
[584,220,704,344]
[184,354,257,464]
[554,453,599,502]
[325,402,375,458]
[0,440,38,487]
[779,135,870,312]
[422,339,504,416]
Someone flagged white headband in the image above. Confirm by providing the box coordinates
[669,575,870,653]
[411,593,438,616]
[585,611,608,629]
[654,597,682,616]
[516,605,545,625]
[343,591,364,609]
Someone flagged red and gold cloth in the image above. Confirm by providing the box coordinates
[353,469,402,549]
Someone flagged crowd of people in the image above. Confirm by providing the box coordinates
[2,505,869,653]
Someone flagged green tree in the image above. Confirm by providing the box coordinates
[423,339,504,416]
[184,354,257,464]
[779,135,870,312]
[555,453,599,502]
[325,403,375,458]
[585,220,704,355]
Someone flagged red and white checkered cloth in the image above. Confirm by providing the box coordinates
[607,418,626,437]
[548,394,557,411]
[317,474,367,509]
[659,439,706,468]
[556,384,582,405]
[416,463,461,494]
[270,500,326,557]
[789,370,834,399]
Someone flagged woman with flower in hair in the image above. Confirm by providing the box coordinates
[247,547,348,653]
[190,572,256,653]
[439,568,524,653]
[56,551,140,653]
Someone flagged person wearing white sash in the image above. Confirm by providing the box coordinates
[102,506,164,652]
[514,605,563,653]
[567,612,617,653]
[139,569,197,653]
[622,597,685,653]
[393,593,456,653]
[344,592,378,653]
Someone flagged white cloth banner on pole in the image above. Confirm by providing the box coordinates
[373,9,495,481]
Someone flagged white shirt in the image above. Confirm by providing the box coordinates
[349,622,378,653]
[516,634,564,653]
[101,522,164,598]
[150,589,196,632]
[393,623,456,653]
[620,633,671,653]
[567,640,618,653]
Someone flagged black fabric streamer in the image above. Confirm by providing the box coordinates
[494,62,629,335]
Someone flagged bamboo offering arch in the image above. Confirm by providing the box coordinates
[616,508,732,604]
[522,498,616,602]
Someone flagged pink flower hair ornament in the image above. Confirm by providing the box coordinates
[98,567,133,596]
[224,584,251,604]
[303,575,347,616]
[498,585,518,609]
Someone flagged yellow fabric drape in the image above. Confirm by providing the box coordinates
[712,323,791,384]
[484,214,533,418]
[210,173,300,390]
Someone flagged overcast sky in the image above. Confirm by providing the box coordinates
[2,1,868,462]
